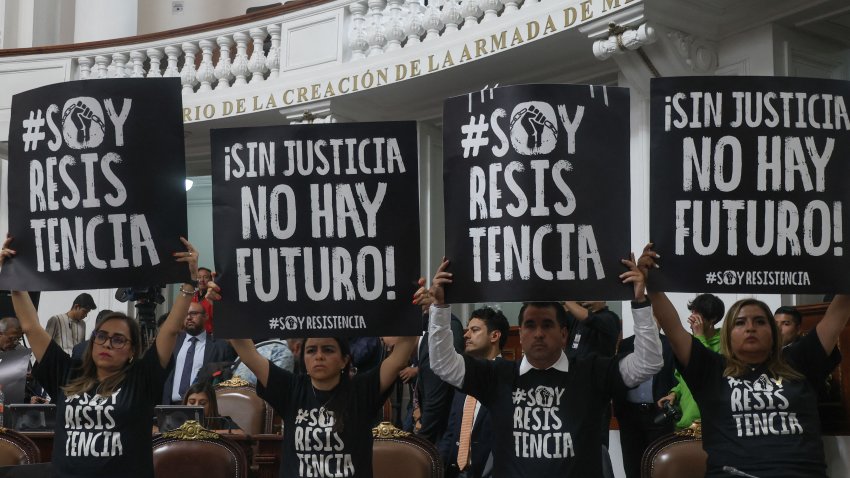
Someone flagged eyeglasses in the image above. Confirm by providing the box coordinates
[92,330,131,349]
[187,311,206,318]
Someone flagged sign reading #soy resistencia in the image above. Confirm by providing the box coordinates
[650,76,850,293]
[210,122,422,338]
[0,79,189,291]
[443,84,632,303]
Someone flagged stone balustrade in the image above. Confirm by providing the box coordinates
[2,0,539,96]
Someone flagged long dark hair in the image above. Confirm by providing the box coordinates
[301,337,352,433]
[63,313,143,397]
[183,380,220,417]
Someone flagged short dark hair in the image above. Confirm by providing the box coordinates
[470,307,511,349]
[518,302,568,328]
[93,309,114,328]
[73,293,97,310]
[198,267,213,276]
[774,306,802,327]
[687,294,724,323]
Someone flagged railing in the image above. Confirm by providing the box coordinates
[0,0,548,97]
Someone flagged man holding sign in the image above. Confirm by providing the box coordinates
[418,258,662,477]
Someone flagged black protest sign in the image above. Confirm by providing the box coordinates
[443,84,632,303]
[211,122,421,338]
[650,76,850,293]
[0,79,189,291]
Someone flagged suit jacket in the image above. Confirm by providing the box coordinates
[612,333,675,412]
[414,314,464,443]
[162,332,236,404]
[437,358,503,478]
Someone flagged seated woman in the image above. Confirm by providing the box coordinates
[622,244,848,478]
[227,292,416,477]
[0,235,203,478]
[183,381,220,418]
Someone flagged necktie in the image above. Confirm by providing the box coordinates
[456,395,477,470]
[178,337,199,398]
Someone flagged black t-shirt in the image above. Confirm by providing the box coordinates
[33,340,169,478]
[257,363,384,477]
[461,353,625,477]
[682,332,841,477]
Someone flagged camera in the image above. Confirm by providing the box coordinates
[654,401,682,425]
[115,286,165,304]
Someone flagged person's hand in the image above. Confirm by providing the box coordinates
[657,392,676,408]
[429,258,451,305]
[636,243,660,276]
[412,277,434,312]
[0,234,16,267]
[619,252,647,301]
[30,396,48,404]
[205,273,221,301]
[688,313,705,336]
[174,237,199,280]
[399,366,419,383]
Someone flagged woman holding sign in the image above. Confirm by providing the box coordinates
[226,295,416,478]
[621,244,849,478]
[0,234,203,478]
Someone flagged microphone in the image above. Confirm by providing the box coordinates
[722,466,760,478]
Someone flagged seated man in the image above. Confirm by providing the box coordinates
[419,258,662,476]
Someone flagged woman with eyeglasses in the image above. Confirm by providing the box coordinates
[0,234,202,478]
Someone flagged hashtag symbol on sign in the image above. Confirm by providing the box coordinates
[705,271,717,284]
[22,109,46,152]
[269,317,280,330]
[460,114,490,158]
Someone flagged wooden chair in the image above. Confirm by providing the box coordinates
[0,428,40,465]
[153,420,247,478]
[372,421,443,478]
[640,421,707,478]
[215,376,274,434]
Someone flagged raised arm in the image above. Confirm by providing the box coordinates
[416,258,466,388]
[1,236,51,361]
[12,291,51,362]
[618,251,663,387]
[816,294,850,353]
[230,339,269,387]
[628,244,694,367]
[155,237,199,368]
[379,335,416,393]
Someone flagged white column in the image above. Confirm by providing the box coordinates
[74,0,138,43]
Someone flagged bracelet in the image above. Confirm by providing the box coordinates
[179,285,196,297]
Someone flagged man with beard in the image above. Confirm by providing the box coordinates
[163,302,235,404]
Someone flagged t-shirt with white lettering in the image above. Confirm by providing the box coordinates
[34,340,169,478]
[257,363,383,478]
[461,353,625,477]
[681,332,840,477]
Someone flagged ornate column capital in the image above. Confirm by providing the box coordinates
[580,3,717,97]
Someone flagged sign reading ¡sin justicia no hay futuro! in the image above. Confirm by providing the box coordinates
[0,78,189,291]
[210,121,422,338]
[650,76,850,293]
